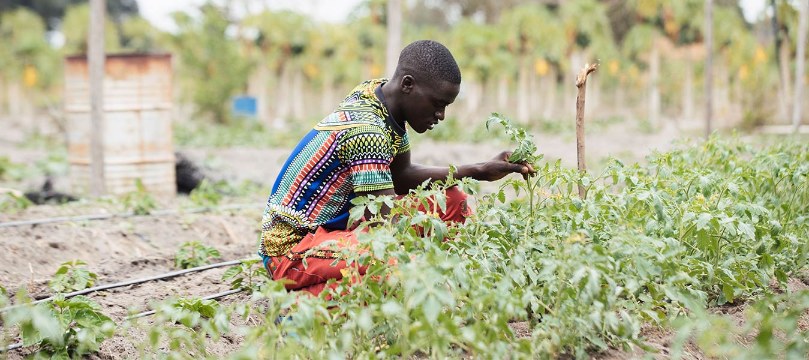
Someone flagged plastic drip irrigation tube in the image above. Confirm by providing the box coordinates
[3,343,22,352]
[2,288,246,353]
[1,258,252,312]
[125,288,245,320]
[0,203,264,228]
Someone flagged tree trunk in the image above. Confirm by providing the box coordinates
[464,80,482,119]
[292,70,305,121]
[773,0,790,122]
[779,31,793,123]
[614,82,626,119]
[793,0,809,132]
[517,55,530,123]
[529,68,539,117]
[386,0,402,77]
[497,75,509,110]
[649,40,661,130]
[682,53,695,127]
[322,73,336,115]
[732,72,743,126]
[715,61,730,128]
[541,72,557,119]
[362,57,373,82]
[275,63,292,128]
[0,79,5,116]
[253,64,271,125]
[8,81,22,120]
[704,0,714,139]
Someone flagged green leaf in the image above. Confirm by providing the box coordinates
[722,283,735,303]
[422,295,440,324]
[381,301,402,316]
[737,222,755,240]
[175,241,220,269]
[222,266,242,281]
[695,213,713,230]
[49,260,98,293]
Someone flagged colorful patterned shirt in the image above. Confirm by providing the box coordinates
[259,79,410,257]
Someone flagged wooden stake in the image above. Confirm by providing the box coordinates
[575,62,599,199]
[89,0,107,196]
[87,0,107,196]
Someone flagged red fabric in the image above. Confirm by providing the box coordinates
[266,186,472,296]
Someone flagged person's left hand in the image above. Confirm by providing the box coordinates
[475,151,536,181]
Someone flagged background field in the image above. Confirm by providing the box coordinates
[1,0,808,358]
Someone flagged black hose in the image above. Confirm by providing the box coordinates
[2,288,246,353]
[125,288,244,320]
[2,342,23,352]
[0,203,263,228]
[1,258,252,312]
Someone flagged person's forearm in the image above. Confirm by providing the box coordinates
[394,162,481,193]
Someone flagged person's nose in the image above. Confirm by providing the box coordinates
[435,108,445,120]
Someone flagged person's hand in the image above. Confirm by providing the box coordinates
[476,151,536,181]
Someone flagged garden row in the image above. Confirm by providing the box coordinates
[2,134,808,359]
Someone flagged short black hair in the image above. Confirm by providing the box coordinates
[393,40,461,85]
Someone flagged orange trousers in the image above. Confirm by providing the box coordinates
[264,187,472,296]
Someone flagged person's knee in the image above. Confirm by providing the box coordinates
[445,185,466,204]
[445,186,472,221]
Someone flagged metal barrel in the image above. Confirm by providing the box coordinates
[64,53,176,196]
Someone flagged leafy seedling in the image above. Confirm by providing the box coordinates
[175,241,220,269]
[5,295,114,358]
[122,179,157,215]
[49,260,98,293]
[0,189,32,213]
[222,259,270,292]
[189,179,224,207]
[486,112,544,216]
[486,112,542,167]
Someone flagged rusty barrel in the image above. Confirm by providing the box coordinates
[64,54,176,196]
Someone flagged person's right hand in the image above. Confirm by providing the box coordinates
[475,151,536,181]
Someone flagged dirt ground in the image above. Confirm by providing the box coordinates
[1,118,786,358]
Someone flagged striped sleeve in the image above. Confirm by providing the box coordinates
[397,131,411,155]
[338,125,395,193]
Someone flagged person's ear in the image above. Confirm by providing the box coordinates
[400,75,414,94]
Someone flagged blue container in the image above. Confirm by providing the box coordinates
[232,95,257,119]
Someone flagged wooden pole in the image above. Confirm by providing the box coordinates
[575,62,598,200]
[772,0,790,121]
[386,0,402,77]
[704,0,714,139]
[89,0,106,196]
[792,0,809,133]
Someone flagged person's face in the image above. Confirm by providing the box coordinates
[399,75,460,133]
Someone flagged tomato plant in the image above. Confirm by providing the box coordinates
[4,295,114,359]
[49,260,98,293]
[175,241,220,269]
[4,132,808,359]
[121,179,157,215]
[222,259,270,292]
